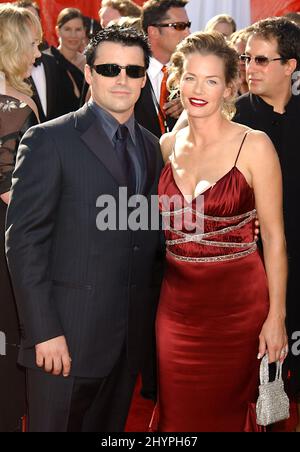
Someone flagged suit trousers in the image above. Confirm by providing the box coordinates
[26,346,137,432]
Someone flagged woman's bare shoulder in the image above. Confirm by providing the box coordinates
[160,127,187,163]
[244,128,275,154]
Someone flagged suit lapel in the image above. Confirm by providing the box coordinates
[28,76,46,122]
[42,56,53,120]
[136,124,157,196]
[76,105,127,187]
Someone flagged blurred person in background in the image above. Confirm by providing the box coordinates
[14,0,39,19]
[0,3,41,432]
[99,0,142,28]
[135,0,190,138]
[48,8,88,114]
[110,15,143,31]
[205,14,237,40]
[79,15,101,53]
[15,1,63,122]
[14,0,48,50]
[230,29,250,95]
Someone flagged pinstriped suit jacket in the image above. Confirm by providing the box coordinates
[5,103,164,378]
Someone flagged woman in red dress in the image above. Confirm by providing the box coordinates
[154,31,288,432]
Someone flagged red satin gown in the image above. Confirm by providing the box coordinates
[155,134,269,432]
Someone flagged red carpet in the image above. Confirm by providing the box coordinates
[125,377,298,432]
[125,376,155,432]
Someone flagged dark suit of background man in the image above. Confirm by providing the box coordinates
[134,0,190,137]
[5,26,163,432]
[29,52,63,122]
[15,1,62,122]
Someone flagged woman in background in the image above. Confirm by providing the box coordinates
[0,4,41,432]
[205,14,237,40]
[49,8,87,114]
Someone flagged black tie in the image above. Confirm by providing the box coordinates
[33,57,43,67]
[115,125,135,194]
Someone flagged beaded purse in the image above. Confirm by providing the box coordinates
[256,354,290,426]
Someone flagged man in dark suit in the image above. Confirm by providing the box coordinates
[5,26,163,432]
[233,17,300,431]
[16,1,61,121]
[30,52,62,122]
[134,0,190,137]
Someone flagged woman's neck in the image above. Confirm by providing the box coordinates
[187,113,228,147]
[58,45,78,65]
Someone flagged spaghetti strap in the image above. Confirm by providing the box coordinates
[169,133,180,163]
[234,132,249,167]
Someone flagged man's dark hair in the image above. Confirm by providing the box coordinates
[142,0,188,33]
[84,25,151,69]
[284,12,300,27]
[250,17,300,70]
[14,0,40,16]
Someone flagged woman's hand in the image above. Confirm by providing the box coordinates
[258,314,288,363]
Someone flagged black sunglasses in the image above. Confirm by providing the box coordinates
[150,21,191,31]
[239,55,286,67]
[91,64,146,78]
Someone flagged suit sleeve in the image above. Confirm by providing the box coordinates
[5,125,64,348]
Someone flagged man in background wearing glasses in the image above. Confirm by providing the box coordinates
[5,26,164,432]
[135,0,190,137]
[234,17,300,431]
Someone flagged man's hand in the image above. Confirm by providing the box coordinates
[35,336,71,377]
[163,98,183,119]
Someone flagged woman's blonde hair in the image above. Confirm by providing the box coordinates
[0,4,42,96]
[168,31,239,119]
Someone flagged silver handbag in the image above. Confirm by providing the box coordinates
[256,354,290,426]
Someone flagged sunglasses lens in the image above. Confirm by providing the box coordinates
[255,57,269,66]
[126,65,146,78]
[95,64,120,77]
[94,64,145,78]
[174,23,185,30]
[173,22,190,30]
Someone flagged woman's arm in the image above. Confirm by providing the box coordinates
[248,131,288,364]
[160,131,176,164]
